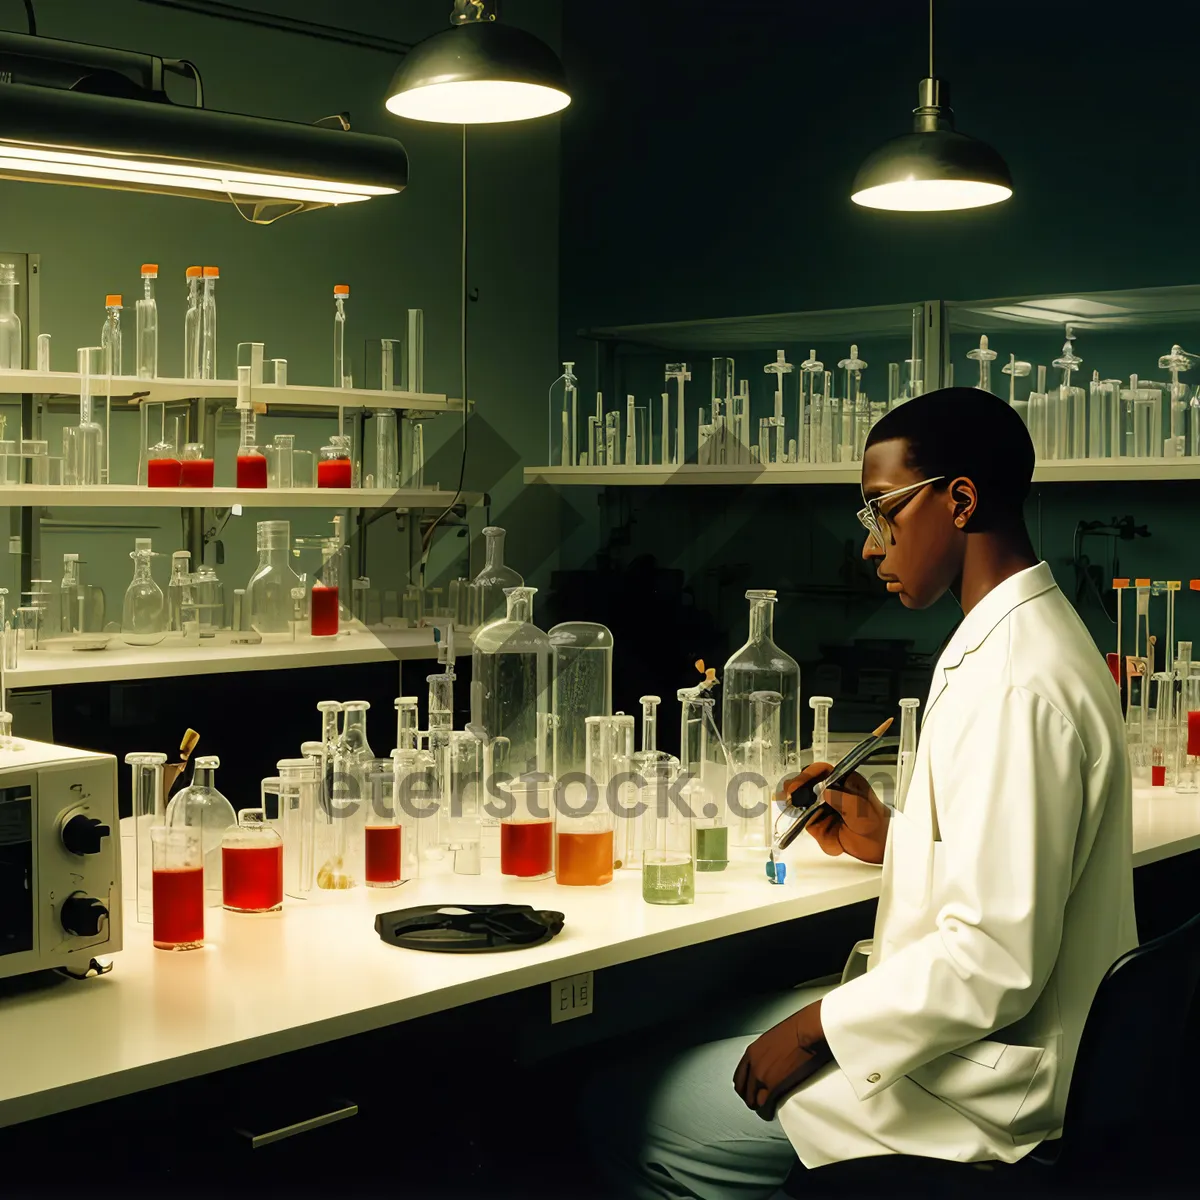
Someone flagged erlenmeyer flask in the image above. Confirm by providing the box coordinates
[471,527,523,627]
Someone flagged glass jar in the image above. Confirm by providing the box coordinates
[165,755,237,907]
[146,437,182,487]
[317,433,352,488]
[246,520,301,634]
[221,808,283,913]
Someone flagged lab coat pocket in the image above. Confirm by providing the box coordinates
[886,808,934,912]
[908,1040,1045,1131]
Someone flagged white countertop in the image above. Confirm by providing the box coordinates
[0,788,1195,1129]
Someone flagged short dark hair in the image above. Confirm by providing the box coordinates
[864,387,1035,531]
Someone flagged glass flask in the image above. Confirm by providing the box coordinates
[180,442,214,487]
[679,686,731,878]
[262,757,322,900]
[166,550,191,633]
[333,284,350,388]
[373,409,399,489]
[444,731,484,875]
[319,700,373,889]
[64,347,105,486]
[549,621,614,791]
[471,586,551,781]
[136,264,158,379]
[556,715,615,886]
[200,266,218,380]
[165,755,237,907]
[393,746,438,877]
[500,776,554,879]
[471,526,523,627]
[723,589,801,774]
[363,758,402,888]
[183,266,202,379]
[127,751,167,924]
[318,433,353,488]
[641,754,692,905]
[101,295,123,376]
[729,690,780,862]
[121,537,166,646]
[247,520,302,634]
[152,826,203,951]
[0,262,22,369]
[222,809,283,913]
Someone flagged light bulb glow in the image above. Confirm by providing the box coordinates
[851,178,1012,212]
[385,80,570,124]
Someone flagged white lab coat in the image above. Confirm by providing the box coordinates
[778,562,1137,1167]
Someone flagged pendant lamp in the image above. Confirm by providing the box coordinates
[851,1,1012,212]
[385,1,569,125]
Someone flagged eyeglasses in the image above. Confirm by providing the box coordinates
[856,476,946,550]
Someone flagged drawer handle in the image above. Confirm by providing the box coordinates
[236,1102,358,1149]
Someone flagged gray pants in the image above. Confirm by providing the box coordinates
[581,984,835,1200]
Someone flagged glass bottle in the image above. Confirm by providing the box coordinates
[191,564,224,635]
[0,262,22,369]
[333,284,350,387]
[221,809,283,913]
[59,553,81,636]
[183,266,202,379]
[549,621,614,790]
[101,295,123,377]
[317,433,353,488]
[200,266,218,380]
[136,264,158,379]
[470,586,552,781]
[471,526,523,627]
[722,589,801,775]
[246,519,301,634]
[121,537,166,646]
[167,550,191,633]
[166,755,237,907]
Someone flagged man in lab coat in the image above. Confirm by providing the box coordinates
[585,388,1136,1198]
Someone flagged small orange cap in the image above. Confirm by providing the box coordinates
[202,266,219,277]
[333,284,349,296]
[185,266,202,278]
[1191,580,1200,590]
[1113,578,1130,588]
[1135,578,1151,587]
[141,263,158,275]
[105,294,122,306]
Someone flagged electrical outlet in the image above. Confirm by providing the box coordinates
[550,971,593,1024]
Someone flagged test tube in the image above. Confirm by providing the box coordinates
[126,752,167,924]
[405,308,424,393]
[1176,675,1200,794]
[394,696,420,752]
[36,333,50,373]
[810,695,833,764]
[1150,671,1173,787]
[897,698,920,812]
[640,694,660,755]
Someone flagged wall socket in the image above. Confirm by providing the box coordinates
[550,971,594,1024]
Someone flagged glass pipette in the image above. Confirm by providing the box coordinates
[764,350,793,465]
[838,345,868,461]
[967,335,997,393]
[1157,344,1195,458]
[665,364,690,467]
[1053,327,1084,459]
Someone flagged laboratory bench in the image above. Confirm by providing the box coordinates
[1,789,1198,1197]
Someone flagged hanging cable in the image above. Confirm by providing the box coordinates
[21,0,35,35]
[928,0,934,77]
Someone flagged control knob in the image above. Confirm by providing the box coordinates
[60,894,109,938]
[61,813,110,856]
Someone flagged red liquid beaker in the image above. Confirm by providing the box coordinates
[501,821,553,878]
[365,825,402,887]
[147,458,182,487]
[555,829,614,886]
[311,584,339,636]
[152,866,204,949]
[222,844,283,912]
[180,457,215,487]
[236,453,268,488]
[317,457,352,489]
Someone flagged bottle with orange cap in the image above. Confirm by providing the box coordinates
[200,266,219,380]
[183,266,202,380]
[136,265,158,380]
[333,284,350,389]
[101,295,123,377]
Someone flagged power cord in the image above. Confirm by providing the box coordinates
[22,0,34,35]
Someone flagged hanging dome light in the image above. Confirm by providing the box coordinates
[851,3,1011,212]
[385,1,569,125]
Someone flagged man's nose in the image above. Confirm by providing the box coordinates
[862,534,884,562]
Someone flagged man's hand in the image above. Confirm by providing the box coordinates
[782,762,890,864]
[732,999,831,1120]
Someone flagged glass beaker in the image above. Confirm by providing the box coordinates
[190,565,224,635]
[22,439,49,485]
[729,690,780,861]
[262,757,323,900]
[608,715,638,869]
[165,755,237,907]
[549,621,614,787]
[641,754,692,905]
[373,409,399,490]
[679,689,731,879]
[127,751,167,924]
[555,716,616,887]
[247,520,301,634]
[499,776,554,879]
[364,758,402,888]
[151,826,204,951]
[17,606,39,651]
[471,527,523,627]
[180,442,214,488]
[318,434,353,488]
[121,537,166,646]
[723,590,801,776]
[222,809,283,913]
[311,537,340,637]
[394,747,438,878]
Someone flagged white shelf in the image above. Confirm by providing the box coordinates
[9,627,471,688]
[0,485,480,509]
[524,460,1200,486]
[0,369,462,413]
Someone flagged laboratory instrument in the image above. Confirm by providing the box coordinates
[265,433,296,489]
[471,586,551,780]
[166,550,191,633]
[183,266,202,379]
[364,758,403,887]
[318,434,353,488]
[121,537,166,646]
[549,621,613,792]
[967,335,997,394]
[319,700,374,889]
[101,295,123,377]
[136,264,158,379]
[679,674,731,878]
[235,364,267,488]
[838,345,868,461]
[312,534,341,637]
[1159,344,1194,458]
[471,526,523,626]
[896,697,920,812]
[165,756,236,908]
[189,565,223,636]
[1002,354,1031,428]
[200,266,218,379]
[237,341,265,386]
[549,360,579,467]
[17,606,38,652]
[64,347,105,487]
[763,350,793,465]
[36,334,49,371]
[333,284,350,388]
[263,759,321,902]
[1052,327,1084,460]
[393,746,437,878]
[1150,671,1173,787]
[1027,365,1048,460]
[152,826,203,950]
[374,408,399,489]
[810,695,832,765]
[443,730,484,875]
[0,262,22,369]
[723,589,801,780]
[641,753,691,905]
[499,776,554,879]
[556,715,617,886]
[180,442,214,487]
[221,809,283,912]
[57,553,81,636]
[404,307,425,392]
[666,363,690,467]
[401,416,425,487]
[1176,675,1200,795]
[800,350,826,464]
[247,519,303,635]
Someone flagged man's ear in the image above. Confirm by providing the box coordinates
[949,476,978,528]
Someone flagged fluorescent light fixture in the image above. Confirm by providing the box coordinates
[852,177,1011,213]
[386,4,569,125]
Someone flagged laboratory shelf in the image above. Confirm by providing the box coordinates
[523,460,1200,486]
[0,484,481,509]
[8,627,472,689]
[0,369,462,413]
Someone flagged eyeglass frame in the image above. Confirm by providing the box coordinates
[856,475,947,551]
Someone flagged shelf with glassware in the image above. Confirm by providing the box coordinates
[0,484,483,509]
[535,283,1200,482]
